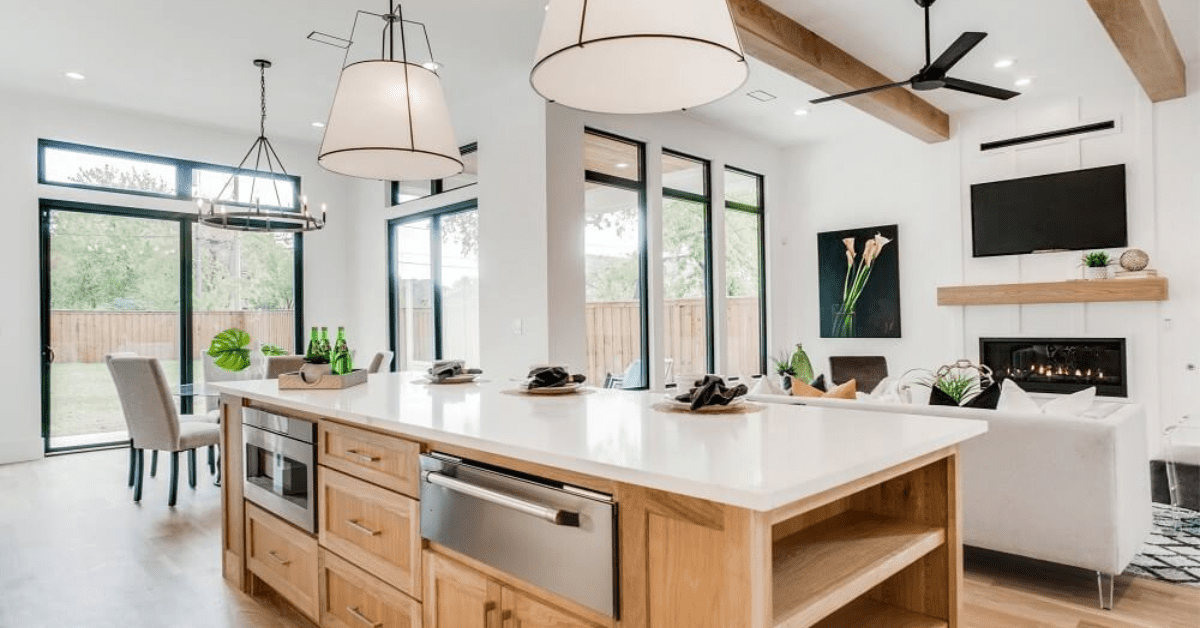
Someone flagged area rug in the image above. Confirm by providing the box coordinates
[1123,504,1200,586]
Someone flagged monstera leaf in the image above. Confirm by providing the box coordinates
[208,328,251,372]
[261,344,287,357]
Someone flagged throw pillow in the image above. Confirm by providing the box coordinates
[1042,386,1096,417]
[825,379,857,400]
[929,381,1002,409]
[997,379,1041,414]
[789,378,824,398]
[809,374,827,392]
[749,375,786,396]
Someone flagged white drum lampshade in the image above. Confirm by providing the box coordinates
[318,60,464,181]
[531,0,748,114]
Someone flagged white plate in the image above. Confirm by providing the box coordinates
[425,372,481,384]
[661,394,747,412]
[521,382,585,395]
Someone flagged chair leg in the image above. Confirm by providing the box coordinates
[132,449,144,502]
[150,450,158,478]
[188,449,197,489]
[1097,572,1114,610]
[169,452,180,507]
[207,445,216,475]
[128,447,135,488]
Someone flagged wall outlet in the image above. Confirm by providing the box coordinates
[512,319,523,336]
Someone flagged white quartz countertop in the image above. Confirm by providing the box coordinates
[212,373,987,512]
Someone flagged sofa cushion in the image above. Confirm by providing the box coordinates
[1042,386,1097,417]
[998,379,1098,417]
[826,379,857,399]
[997,379,1042,414]
[794,378,856,399]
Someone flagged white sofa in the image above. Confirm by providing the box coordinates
[751,392,1152,608]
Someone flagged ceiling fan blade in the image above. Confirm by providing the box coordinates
[927,32,987,74]
[942,77,1020,100]
[810,80,911,104]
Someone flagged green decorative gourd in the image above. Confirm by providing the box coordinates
[790,344,814,384]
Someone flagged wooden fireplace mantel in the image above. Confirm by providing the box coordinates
[937,278,1168,306]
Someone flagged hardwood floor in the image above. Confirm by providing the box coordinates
[1,449,1196,628]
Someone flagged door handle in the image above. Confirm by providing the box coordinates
[46,347,55,363]
[424,471,580,527]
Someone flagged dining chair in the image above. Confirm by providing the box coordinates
[109,356,221,506]
[829,355,889,394]
[368,351,394,374]
[265,355,307,379]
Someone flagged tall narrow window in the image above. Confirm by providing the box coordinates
[584,130,648,389]
[661,151,712,383]
[388,202,480,372]
[724,167,766,377]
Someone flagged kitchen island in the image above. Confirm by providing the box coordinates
[214,373,987,628]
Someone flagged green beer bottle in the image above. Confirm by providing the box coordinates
[304,326,320,362]
[331,326,353,375]
[318,327,331,363]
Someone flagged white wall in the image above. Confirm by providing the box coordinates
[0,89,358,464]
[783,78,1200,455]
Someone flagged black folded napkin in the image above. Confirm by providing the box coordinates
[675,375,748,411]
[428,361,483,382]
[525,366,586,389]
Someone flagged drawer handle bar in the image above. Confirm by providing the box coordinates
[346,606,383,628]
[266,550,290,566]
[345,519,382,536]
[345,449,381,463]
[424,471,580,527]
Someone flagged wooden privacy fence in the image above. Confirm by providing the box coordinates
[50,310,295,364]
[586,297,763,385]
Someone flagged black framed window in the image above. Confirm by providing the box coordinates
[584,130,649,389]
[388,200,480,372]
[38,139,300,210]
[724,167,767,377]
[661,150,713,382]
[390,143,478,205]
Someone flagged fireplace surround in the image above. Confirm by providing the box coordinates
[980,338,1127,397]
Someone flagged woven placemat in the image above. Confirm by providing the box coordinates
[652,401,764,415]
[501,387,597,397]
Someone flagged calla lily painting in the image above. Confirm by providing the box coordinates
[818,225,901,338]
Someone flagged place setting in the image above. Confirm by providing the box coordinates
[655,375,761,415]
[504,366,593,396]
[420,359,485,385]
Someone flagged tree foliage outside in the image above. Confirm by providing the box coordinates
[49,165,295,312]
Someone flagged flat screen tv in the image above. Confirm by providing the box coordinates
[970,164,1127,257]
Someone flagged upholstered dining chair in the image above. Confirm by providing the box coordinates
[368,351,394,374]
[265,355,307,379]
[109,356,221,506]
[829,355,889,394]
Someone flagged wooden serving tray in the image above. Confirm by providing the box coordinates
[279,369,368,390]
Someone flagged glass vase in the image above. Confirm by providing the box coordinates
[832,303,856,338]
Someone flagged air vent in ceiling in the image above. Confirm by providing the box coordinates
[307,31,351,49]
[746,90,777,102]
[981,121,1117,151]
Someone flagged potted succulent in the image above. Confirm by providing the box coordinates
[1081,251,1112,281]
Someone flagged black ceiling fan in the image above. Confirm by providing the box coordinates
[811,0,1019,105]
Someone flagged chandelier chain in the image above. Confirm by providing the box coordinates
[259,64,267,138]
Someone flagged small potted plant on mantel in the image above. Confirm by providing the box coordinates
[1081,251,1112,281]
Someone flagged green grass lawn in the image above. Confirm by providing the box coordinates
[49,360,200,438]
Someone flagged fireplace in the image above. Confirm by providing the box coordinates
[979,338,1127,397]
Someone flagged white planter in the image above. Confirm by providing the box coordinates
[1083,266,1110,281]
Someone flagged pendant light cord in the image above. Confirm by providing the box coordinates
[259,64,267,138]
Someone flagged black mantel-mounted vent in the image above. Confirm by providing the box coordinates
[980,338,1127,397]
[980,121,1117,152]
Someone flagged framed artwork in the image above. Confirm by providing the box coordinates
[818,224,901,338]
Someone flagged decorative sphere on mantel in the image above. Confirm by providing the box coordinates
[1119,249,1150,272]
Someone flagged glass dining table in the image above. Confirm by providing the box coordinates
[171,383,222,486]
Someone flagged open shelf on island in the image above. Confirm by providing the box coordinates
[937,277,1168,306]
[772,510,946,628]
[810,598,947,628]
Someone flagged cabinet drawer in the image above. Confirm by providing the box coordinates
[319,467,422,599]
[319,422,420,498]
[245,502,319,621]
[321,549,422,628]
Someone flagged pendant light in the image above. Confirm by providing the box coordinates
[197,60,326,233]
[318,1,463,181]
[531,0,749,114]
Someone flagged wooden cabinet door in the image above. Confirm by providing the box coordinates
[502,587,604,628]
[424,552,496,628]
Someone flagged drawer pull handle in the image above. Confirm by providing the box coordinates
[266,550,290,566]
[345,449,381,463]
[425,471,581,527]
[346,606,382,628]
[346,519,382,537]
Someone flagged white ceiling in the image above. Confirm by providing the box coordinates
[1,0,1195,148]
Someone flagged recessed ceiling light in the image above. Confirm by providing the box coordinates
[993,58,1016,69]
[615,163,629,169]
[64,71,86,81]
[1015,77,1034,87]
[544,3,550,10]
[793,108,810,116]
[422,61,441,71]
[312,121,326,128]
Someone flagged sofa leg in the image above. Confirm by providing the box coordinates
[1097,572,1114,610]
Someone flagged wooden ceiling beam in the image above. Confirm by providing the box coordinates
[1084,0,1187,102]
[728,0,951,144]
